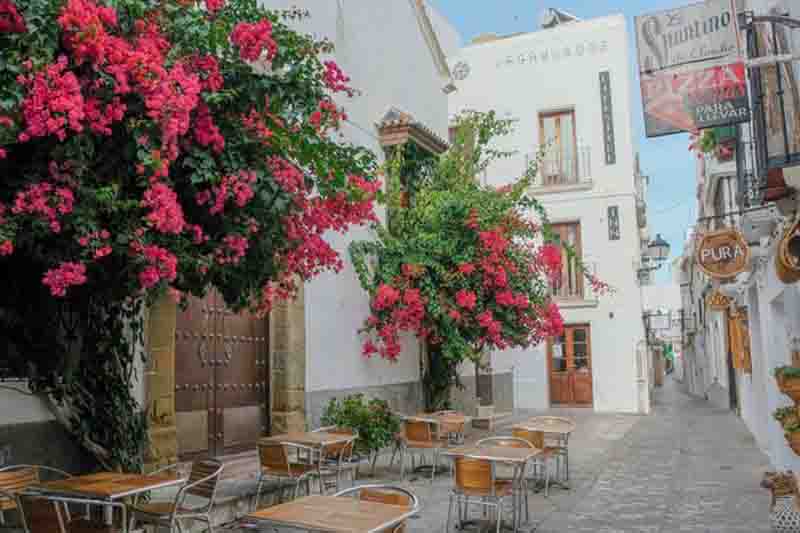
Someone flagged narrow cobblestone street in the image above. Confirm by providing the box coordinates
[536,378,771,533]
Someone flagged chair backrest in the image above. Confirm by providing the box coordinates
[0,467,38,511]
[512,428,545,449]
[453,457,493,494]
[403,420,432,443]
[477,436,533,449]
[258,442,290,475]
[16,495,66,533]
[322,428,356,462]
[185,459,223,501]
[333,485,417,533]
[438,417,466,435]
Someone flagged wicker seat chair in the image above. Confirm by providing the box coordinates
[333,484,419,533]
[446,456,519,533]
[0,466,72,527]
[130,459,223,533]
[254,442,316,509]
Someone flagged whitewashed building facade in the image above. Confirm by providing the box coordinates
[447,13,652,414]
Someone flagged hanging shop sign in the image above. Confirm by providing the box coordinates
[705,289,732,311]
[695,228,751,279]
[634,0,747,137]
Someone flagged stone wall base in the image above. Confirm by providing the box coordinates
[305,381,423,428]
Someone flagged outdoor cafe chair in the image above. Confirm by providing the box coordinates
[0,465,73,527]
[333,484,420,533]
[396,418,445,482]
[130,459,223,533]
[312,426,359,493]
[446,456,517,533]
[15,493,127,533]
[254,442,316,509]
[512,428,555,497]
[476,436,534,526]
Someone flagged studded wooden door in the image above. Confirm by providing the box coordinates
[175,290,269,458]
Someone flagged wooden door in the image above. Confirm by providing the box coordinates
[548,325,593,406]
[175,290,269,458]
[539,110,577,185]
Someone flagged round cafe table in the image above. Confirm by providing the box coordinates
[513,416,576,489]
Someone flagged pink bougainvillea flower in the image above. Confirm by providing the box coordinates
[455,289,477,310]
[373,284,400,311]
[0,0,27,33]
[231,19,277,62]
[43,262,87,297]
[0,240,13,256]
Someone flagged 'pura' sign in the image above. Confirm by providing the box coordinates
[695,228,750,279]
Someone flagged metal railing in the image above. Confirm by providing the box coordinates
[548,260,597,301]
[526,145,592,188]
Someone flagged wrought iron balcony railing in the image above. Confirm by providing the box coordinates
[526,145,592,188]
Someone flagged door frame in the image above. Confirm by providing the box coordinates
[546,323,594,407]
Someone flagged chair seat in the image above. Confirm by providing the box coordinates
[403,440,439,449]
[131,502,196,517]
[68,518,124,533]
[457,480,514,498]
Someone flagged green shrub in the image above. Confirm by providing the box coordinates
[320,394,400,455]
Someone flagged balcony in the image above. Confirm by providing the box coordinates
[527,145,592,192]
[549,260,600,308]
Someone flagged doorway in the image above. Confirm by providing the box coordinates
[548,324,593,406]
[174,290,269,458]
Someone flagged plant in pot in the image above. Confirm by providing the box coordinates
[775,366,800,401]
[320,394,401,475]
[785,420,800,455]
[775,406,800,427]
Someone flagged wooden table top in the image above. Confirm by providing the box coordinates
[247,495,415,533]
[444,445,541,464]
[260,431,355,448]
[514,416,576,435]
[33,472,184,500]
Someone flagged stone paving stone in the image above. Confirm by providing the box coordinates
[239,378,771,532]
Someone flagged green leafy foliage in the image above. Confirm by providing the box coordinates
[320,394,400,455]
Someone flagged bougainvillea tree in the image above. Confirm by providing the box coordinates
[350,112,608,409]
[0,0,377,469]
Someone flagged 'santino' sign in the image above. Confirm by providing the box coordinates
[635,0,739,74]
[635,0,745,137]
[640,61,750,137]
[695,229,750,279]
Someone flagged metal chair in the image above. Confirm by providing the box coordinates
[446,457,517,533]
[477,437,534,527]
[395,419,445,482]
[312,427,359,494]
[333,484,419,533]
[130,459,223,533]
[16,493,127,533]
[436,415,467,446]
[254,442,316,509]
[0,465,72,527]
[512,428,556,496]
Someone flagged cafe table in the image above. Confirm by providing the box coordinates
[444,445,541,532]
[513,416,576,487]
[245,494,416,532]
[28,471,185,527]
[260,431,356,466]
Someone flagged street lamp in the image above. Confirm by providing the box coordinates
[639,233,671,275]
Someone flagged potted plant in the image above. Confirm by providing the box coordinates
[320,394,401,474]
[774,406,800,428]
[775,367,800,401]
[785,422,800,455]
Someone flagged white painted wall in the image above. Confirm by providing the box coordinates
[260,0,454,394]
[448,15,647,413]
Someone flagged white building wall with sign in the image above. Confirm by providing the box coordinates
[448,14,648,413]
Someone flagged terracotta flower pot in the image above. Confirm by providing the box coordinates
[779,376,800,403]
[786,432,800,455]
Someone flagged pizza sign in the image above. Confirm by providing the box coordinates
[695,229,750,279]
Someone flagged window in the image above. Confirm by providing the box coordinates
[539,110,578,185]
[549,222,583,299]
